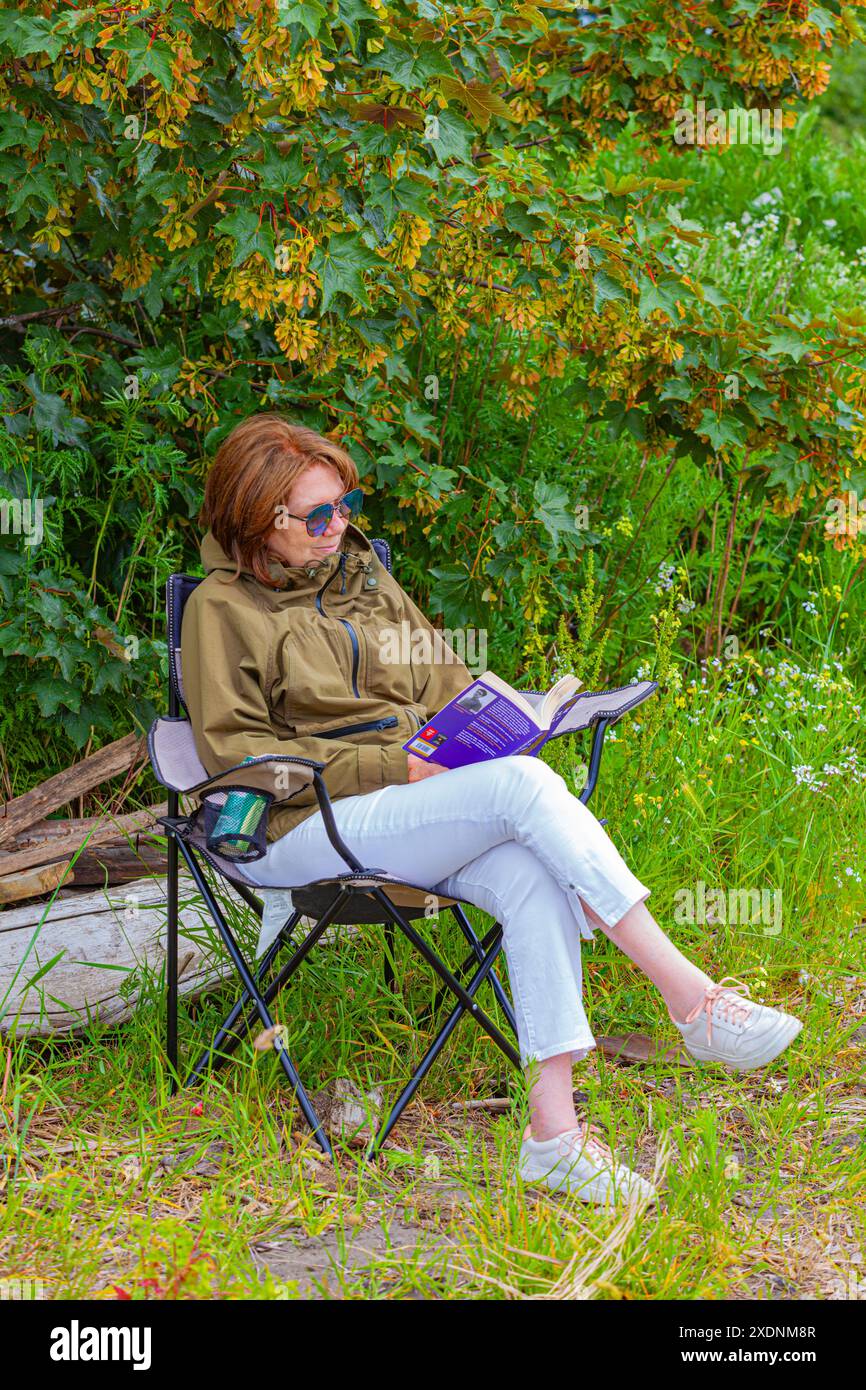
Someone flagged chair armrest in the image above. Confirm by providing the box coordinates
[547,679,659,738]
[521,681,658,807]
[308,770,366,873]
[190,753,325,801]
[189,756,326,863]
[551,684,657,808]
[194,759,367,875]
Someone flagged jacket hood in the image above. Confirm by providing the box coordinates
[199,521,377,592]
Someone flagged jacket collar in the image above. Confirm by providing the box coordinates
[199,521,375,591]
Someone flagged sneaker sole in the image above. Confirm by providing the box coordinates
[686,1015,803,1071]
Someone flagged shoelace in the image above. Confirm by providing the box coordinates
[679,976,754,1047]
[556,1121,615,1164]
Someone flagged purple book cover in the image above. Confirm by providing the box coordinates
[402,676,580,770]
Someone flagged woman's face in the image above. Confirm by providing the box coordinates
[266,462,350,569]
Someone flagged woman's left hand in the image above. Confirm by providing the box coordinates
[407,753,448,783]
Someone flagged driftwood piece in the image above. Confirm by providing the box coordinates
[0,860,70,906]
[0,732,149,848]
[0,845,169,906]
[56,841,168,886]
[1,872,363,1036]
[597,1033,693,1067]
[451,1090,590,1114]
[8,817,97,843]
[0,802,169,878]
[0,872,236,1036]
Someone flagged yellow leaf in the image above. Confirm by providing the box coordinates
[438,76,514,129]
[252,1024,286,1052]
[516,3,549,34]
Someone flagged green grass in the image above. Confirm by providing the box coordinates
[1,622,864,1300]
[594,95,866,325]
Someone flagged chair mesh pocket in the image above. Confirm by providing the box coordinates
[201,785,275,862]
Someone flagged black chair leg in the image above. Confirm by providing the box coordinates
[365,926,512,1159]
[383,918,397,993]
[367,886,521,1064]
[174,835,341,1158]
[449,903,518,1038]
[184,909,304,1086]
[416,910,518,1040]
[166,790,179,1095]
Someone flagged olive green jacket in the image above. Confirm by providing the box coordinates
[180,523,474,842]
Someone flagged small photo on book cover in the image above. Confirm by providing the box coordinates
[454,683,498,715]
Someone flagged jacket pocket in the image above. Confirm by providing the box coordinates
[316,715,399,740]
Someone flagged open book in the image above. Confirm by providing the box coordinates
[402,671,584,769]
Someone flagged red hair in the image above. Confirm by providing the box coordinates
[200,413,360,587]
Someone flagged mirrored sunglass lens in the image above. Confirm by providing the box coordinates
[305,504,332,536]
[340,488,363,517]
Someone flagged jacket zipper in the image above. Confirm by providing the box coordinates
[312,556,415,725]
[340,619,361,697]
[315,559,361,697]
[317,716,398,740]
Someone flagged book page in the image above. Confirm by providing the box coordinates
[472,670,543,725]
[539,674,582,727]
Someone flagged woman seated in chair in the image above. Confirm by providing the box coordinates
[181,412,803,1206]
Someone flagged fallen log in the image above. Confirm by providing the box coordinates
[0,847,171,906]
[54,841,168,886]
[0,732,150,848]
[0,873,357,1036]
[0,873,235,1036]
[8,816,97,843]
[0,860,70,907]
[0,802,169,877]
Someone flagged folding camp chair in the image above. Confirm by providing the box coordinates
[147,539,659,1160]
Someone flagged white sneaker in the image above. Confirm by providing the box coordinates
[519,1121,658,1206]
[671,977,802,1071]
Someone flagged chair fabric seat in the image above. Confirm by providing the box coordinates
[289,879,458,924]
[177,808,457,919]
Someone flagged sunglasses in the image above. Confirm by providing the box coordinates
[284,487,364,538]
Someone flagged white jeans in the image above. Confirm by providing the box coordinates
[243,756,650,1067]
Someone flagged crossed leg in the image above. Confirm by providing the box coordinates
[434,848,713,1141]
[524,897,713,1140]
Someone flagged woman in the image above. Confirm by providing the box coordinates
[181,414,803,1206]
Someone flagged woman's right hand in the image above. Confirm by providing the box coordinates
[407,752,448,782]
